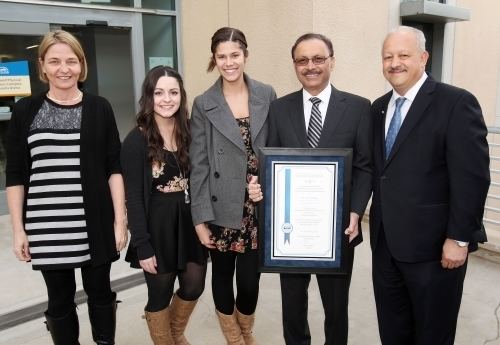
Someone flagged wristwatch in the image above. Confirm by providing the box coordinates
[455,240,469,247]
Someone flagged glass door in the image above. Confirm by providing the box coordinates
[0,22,49,209]
[60,25,136,137]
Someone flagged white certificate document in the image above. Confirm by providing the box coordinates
[272,162,337,260]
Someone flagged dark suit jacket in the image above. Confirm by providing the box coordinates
[267,85,372,246]
[369,76,490,262]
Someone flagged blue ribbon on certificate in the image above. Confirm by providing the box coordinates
[281,168,293,244]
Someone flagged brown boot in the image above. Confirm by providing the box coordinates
[216,309,245,345]
[144,307,175,345]
[236,309,258,345]
[170,294,197,345]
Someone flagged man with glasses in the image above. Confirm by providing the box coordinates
[267,33,372,345]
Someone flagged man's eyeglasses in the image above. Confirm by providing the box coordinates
[293,55,332,66]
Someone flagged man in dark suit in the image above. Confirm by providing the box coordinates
[370,26,490,345]
[260,33,372,345]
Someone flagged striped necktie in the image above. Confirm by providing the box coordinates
[385,97,406,158]
[307,97,322,148]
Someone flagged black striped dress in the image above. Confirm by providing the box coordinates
[26,98,90,270]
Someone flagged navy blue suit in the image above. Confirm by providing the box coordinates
[370,76,490,345]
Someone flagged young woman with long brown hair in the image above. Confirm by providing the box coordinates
[121,66,207,345]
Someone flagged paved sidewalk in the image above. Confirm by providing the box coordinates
[0,214,499,344]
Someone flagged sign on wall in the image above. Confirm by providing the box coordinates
[0,61,31,97]
[149,56,174,70]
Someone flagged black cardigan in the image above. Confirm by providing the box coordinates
[6,92,122,266]
[120,127,154,260]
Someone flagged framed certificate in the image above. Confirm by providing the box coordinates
[258,148,352,275]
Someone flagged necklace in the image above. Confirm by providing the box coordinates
[163,143,177,152]
[163,147,190,204]
[46,90,82,104]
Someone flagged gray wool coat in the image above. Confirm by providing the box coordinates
[189,74,276,229]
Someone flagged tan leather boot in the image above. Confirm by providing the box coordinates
[144,307,175,345]
[236,309,258,345]
[170,294,197,345]
[216,309,246,345]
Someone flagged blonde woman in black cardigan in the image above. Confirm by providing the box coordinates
[6,30,127,345]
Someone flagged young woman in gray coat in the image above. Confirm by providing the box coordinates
[189,27,276,345]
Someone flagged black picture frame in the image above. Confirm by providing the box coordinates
[258,148,352,275]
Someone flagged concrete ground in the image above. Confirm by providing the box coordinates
[0,214,499,345]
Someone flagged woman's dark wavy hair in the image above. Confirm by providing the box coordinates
[136,65,190,173]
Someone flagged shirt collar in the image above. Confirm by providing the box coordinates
[302,84,332,105]
[391,72,428,105]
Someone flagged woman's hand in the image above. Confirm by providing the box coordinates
[195,223,216,249]
[140,255,158,274]
[248,175,263,202]
[7,186,30,261]
[114,218,128,252]
[108,174,127,251]
[13,229,31,261]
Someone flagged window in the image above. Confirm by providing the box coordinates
[142,14,178,71]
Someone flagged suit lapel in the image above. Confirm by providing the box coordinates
[287,91,308,147]
[376,92,391,168]
[204,78,245,151]
[385,77,436,165]
[247,77,267,144]
[319,86,346,147]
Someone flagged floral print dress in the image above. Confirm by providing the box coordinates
[210,117,258,253]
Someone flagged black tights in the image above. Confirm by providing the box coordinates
[41,263,113,318]
[210,249,260,315]
[144,261,207,312]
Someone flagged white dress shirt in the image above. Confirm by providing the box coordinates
[385,73,428,137]
[303,84,332,131]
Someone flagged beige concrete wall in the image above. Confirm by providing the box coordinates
[180,0,389,106]
[453,0,500,250]
[179,0,228,107]
[454,0,500,126]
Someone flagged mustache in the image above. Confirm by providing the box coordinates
[388,67,405,73]
[301,68,322,75]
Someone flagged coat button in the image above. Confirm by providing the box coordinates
[214,172,220,178]
[211,196,218,202]
[217,148,224,154]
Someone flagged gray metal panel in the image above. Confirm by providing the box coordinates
[400,0,470,23]
[0,191,6,216]
[130,12,145,111]
[175,0,182,76]
[0,2,135,27]
[0,21,49,35]
[0,113,11,121]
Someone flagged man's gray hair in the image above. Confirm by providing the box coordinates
[387,26,427,52]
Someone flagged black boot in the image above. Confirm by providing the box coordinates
[87,292,117,345]
[44,308,80,345]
